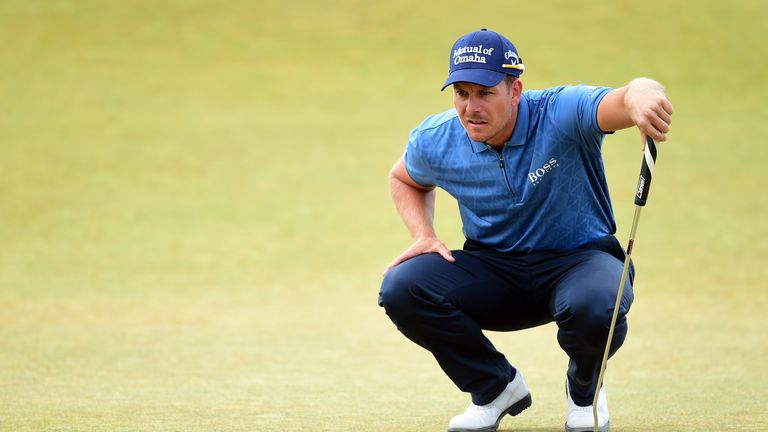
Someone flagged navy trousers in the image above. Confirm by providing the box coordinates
[378,235,634,407]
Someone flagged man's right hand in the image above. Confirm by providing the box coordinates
[383,237,455,276]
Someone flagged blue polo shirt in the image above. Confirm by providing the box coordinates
[404,85,616,253]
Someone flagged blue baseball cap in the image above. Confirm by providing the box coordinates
[441,29,525,91]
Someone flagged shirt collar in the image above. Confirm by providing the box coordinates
[468,93,530,153]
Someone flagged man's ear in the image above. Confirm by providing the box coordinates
[513,79,523,99]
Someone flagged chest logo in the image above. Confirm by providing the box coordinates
[528,158,559,186]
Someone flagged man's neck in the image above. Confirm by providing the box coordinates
[484,106,519,151]
[486,121,516,152]
[488,142,505,152]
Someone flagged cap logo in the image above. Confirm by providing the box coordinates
[502,49,524,71]
[453,45,494,65]
[504,50,520,64]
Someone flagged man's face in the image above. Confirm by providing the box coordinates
[452,79,522,147]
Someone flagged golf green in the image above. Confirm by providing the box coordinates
[1,0,766,430]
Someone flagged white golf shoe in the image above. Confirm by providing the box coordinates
[447,372,532,432]
[565,380,609,432]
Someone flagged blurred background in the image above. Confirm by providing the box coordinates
[1,0,766,430]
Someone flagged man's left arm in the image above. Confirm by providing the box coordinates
[597,78,674,143]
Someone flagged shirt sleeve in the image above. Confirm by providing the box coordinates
[403,127,437,187]
[552,85,613,144]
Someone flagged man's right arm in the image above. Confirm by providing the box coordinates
[383,156,455,276]
[597,78,673,145]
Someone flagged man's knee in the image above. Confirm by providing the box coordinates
[378,254,444,324]
[379,261,421,321]
[559,291,631,348]
[379,265,413,318]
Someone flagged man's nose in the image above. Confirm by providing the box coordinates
[466,95,482,112]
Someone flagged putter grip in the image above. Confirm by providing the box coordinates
[634,137,658,206]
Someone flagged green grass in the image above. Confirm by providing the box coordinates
[1,0,767,430]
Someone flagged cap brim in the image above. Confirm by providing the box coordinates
[441,69,507,91]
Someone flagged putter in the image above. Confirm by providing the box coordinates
[592,136,659,432]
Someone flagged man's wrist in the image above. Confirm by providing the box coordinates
[412,232,438,242]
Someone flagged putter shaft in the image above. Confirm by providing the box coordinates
[592,205,642,432]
